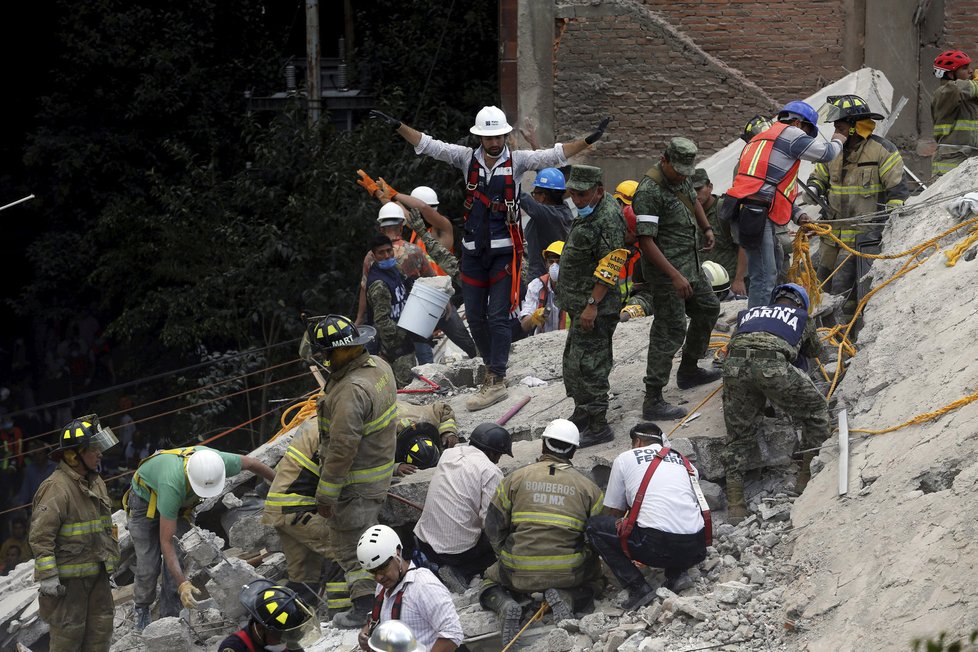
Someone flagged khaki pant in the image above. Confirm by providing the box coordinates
[263,510,331,583]
[39,568,114,652]
[326,493,385,600]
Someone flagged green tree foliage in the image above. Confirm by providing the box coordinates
[912,631,978,652]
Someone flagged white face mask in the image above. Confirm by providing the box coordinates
[549,262,560,284]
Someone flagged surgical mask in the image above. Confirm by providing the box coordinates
[576,204,594,218]
[854,119,876,139]
[264,645,287,652]
[377,257,397,270]
[549,262,560,284]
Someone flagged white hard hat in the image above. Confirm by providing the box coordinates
[410,186,439,206]
[357,524,402,571]
[186,449,227,498]
[470,105,513,137]
[377,202,406,226]
[542,418,580,448]
[702,260,730,296]
[368,621,420,652]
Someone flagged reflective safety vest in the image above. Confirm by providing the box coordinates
[125,447,196,519]
[618,246,642,301]
[727,121,800,226]
[265,422,320,514]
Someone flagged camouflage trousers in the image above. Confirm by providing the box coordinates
[563,313,618,419]
[720,349,829,474]
[644,274,720,390]
[390,352,417,388]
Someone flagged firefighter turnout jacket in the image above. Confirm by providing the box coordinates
[264,419,321,515]
[931,76,978,176]
[395,400,458,448]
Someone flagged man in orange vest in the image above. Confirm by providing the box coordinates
[724,101,848,308]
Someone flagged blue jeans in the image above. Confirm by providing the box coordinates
[745,220,780,309]
[460,252,513,377]
[414,342,434,364]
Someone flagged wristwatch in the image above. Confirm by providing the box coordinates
[586,297,597,305]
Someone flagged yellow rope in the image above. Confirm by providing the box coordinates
[667,384,723,437]
[944,224,978,266]
[500,601,550,652]
[850,389,978,436]
[269,392,321,443]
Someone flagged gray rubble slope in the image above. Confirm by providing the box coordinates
[790,157,978,651]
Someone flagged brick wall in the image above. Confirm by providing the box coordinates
[552,0,847,159]
[942,0,978,52]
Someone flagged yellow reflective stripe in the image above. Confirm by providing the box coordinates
[363,403,397,435]
[437,419,457,434]
[512,511,585,531]
[327,597,353,608]
[828,184,883,196]
[498,549,586,571]
[591,493,605,517]
[318,416,330,433]
[58,519,109,537]
[746,141,766,176]
[934,123,953,136]
[879,152,902,177]
[286,446,320,476]
[36,555,57,572]
[952,119,978,131]
[325,581,349,592]
[495,482,512,510]
[346,569,373,583]
[317,478,343,500]
[933,160,961,174]
[886,199,905,206]
[58,561,102,578]
[346,461,395,484]
[266,492,317,507]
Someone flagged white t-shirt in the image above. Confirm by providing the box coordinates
[604,445,705,534]
[518,277,562,333]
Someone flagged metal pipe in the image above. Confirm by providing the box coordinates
[0,194,34,212]
[496,396,530,426]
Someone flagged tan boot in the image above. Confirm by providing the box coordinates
[794,452,816,494]
[466,372,508,411]
[726,472,748,525]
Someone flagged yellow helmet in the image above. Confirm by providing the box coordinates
[614,180,639,205]
[542,241,565,259]
[702,261,730,296]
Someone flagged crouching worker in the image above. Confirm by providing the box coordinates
[30,415,120,652]
[218,580,316,652]
[586,422,710,610]
[481,419,605,644]
[356,525,463,652]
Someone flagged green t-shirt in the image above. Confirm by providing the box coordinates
[131,446,242,520]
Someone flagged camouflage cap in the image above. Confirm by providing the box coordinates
[565,164,604,191]
[664,137,698,177]
[691,167,711,189]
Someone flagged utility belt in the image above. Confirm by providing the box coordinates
[739,197,771,209]
[727,348,783,361]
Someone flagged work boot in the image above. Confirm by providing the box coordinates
[663,570,694,594]
[466,372,508,411]
[619,304,646,322]
[544,588,576,623]
[676,364,722,390]
[134,605,151,632]
[642,389,687,420]
[794,451,816,494]
[725,472,748,525]
[621,582,657,611]
[579,414,614,448]
[567,406,589,431]
[437,565,469,594]
[331,595,373,629]
[480,585,523,645]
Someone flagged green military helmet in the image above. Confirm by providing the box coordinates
[823,95,884,123]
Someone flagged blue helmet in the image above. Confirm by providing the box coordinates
[533,168,566,191]
[777,101,819,127]
[771,283,810,311]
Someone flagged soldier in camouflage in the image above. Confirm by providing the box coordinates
[693,168,746,297]
[555,165,626,447]
[721,283,826,522]
[632,138,721,421]
[364,235,416,387]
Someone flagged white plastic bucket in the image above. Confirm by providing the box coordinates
[398,282,452,338]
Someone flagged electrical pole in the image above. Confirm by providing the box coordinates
[306,0,321,126]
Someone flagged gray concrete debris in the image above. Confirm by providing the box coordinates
[578,611,610,640]
[228,511,281,553]
[179,527,226,573]
[140,616,190,652]
[758,502,791,522]
[204,557,262,621]
[715,581,753,604]
[255,551,288,582]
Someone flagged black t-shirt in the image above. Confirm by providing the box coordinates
[521,192,573,279]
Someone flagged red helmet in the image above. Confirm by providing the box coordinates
[934,50,971,76]
[623,205,637,236]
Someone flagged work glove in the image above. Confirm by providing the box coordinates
[178,580,201,610]
[584,116,612,145]
[529,307,546,327]
[39,577,66,597]
[377,177,399,203]
[356,169,380,197]
[369,109,402,129]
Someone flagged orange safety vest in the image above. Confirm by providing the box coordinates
[727,121,800,226]
[409,230,450,277]
[618,246,642,300]
[536,274,568,331]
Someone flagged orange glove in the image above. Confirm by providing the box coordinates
[356,169,379,197]
[377,177,399,203]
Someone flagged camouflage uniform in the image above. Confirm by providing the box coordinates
[555,166,626,430]
[698,194,738,283]
[632,143,720,393]
[366,271,415,387]
[721,307,826,473]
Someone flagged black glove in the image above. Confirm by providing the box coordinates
[369,109,402,129]
[584,116,611,144]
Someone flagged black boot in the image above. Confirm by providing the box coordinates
[621,581,657,610]
[567,406,589,431]
[579,413,613,448]
[480,585,523,645]
[676,361,722,390]
[642,388,687,420]
[331,595,373,628]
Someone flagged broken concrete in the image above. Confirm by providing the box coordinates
[204,557,262,621]
[140,616,190,652]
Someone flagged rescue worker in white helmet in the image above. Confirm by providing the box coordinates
[217,580,316,652]
[371,105,610,412]
[126,442,275,630]
[29,414,119,652]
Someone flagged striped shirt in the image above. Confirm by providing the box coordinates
[414,445,502,554]
[373,564,464,651]
[747,124,843,206]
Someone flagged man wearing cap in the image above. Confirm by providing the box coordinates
[372,106,610,412]
[127,445,275,630]
[693,168,746,298]
[633,138,722,421]
[556,165,626,446]
[586,421,709,609]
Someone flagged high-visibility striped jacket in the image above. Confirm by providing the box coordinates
[264,419,321,514]
[29,461,119,581]
[931,76,978,176]
[485,454,604,592]
[807,134,908,246]
[316,352,397,507]
[395,401,458,447]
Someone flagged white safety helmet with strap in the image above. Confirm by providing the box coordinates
[377,202,406,226]
[541,418,580,448]
[702,261,730,297]
[186,449,227,498]
[410,186,439,207]
[357,524,402,571]
[470,106,513,137]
